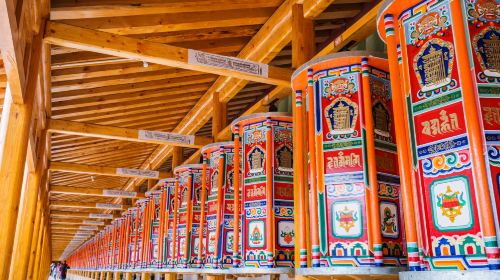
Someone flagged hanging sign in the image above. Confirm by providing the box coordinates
[83,220,105,226]
[96,203,122,210]
[89,213,113,219]
[138,130,195,146]
[116,168,159,179]
[188,49,269,78]
[79,226,98,231]
[103,189,137,198]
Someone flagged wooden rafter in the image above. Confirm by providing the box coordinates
[50,185,146,198]
[44,22,292,87]
[49,161,172,179]
[48,119,212,148]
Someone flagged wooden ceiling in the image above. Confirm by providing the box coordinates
[33,0,384,260]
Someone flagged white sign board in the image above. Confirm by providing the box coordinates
[138,130,195,146]
[96,203,122,210]
[188,49,269,78]
[83,220,105,226]
[89,213,113,219]
[103,189,137,198]
[116,168,159,179]
[79,226,98,231]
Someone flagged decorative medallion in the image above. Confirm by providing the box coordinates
[372,100,392,140]
[323,77,357,98]
[430,176,474,231]
[410,12,449,43]
[278,221,295,247]
[379,202,399,238]
[324,97,359,137]
[248,221,265,248]
[473,26,500,79]
[248,146,265,174]
[276,144,293,172]
[332,201,362,238]
[414,38,455,93]
[467,0,500,22]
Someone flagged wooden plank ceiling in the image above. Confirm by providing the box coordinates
[47,0,380,259]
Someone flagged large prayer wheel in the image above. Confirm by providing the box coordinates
[292,51,406,268]
[174,164,205,268]
[377,0,500,271]
[231,112,295,268]
[201,142,241,269]
[161,178,177,268]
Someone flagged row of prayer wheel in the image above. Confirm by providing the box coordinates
[66,0,500,273]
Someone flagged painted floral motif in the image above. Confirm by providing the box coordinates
[278,221,295,247]
[422,150,471,177]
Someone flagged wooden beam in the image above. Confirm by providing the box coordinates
[44,21,292,87]
[49,161,172,179]
[50,201,127,210]
[0,34,43,279]
[113,0,336,197]
[50,211,118,220]
[50,0,281,19]
[50,185,146,198]
[0,0,27,103]
[48,119,212,148]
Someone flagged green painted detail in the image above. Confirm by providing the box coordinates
[362,129,369,187]
[478,85,500,96]
[275,176,293,183]
[374,140,397,152]
[318,192,328,255]
[244,176,266,184]
[406,96,418,167]
[485,239,498,247]
[323,139,362,151]
[413,91,462,113]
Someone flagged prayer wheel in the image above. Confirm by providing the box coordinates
[291,51,406,268]
[145,190,162,268]
[161,178,177,268]
[231,112,295,268]
[200,142,241,269]
[377,0,500,271]
[174,164,205,268]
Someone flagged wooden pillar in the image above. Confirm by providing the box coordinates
[172,146,183,169]
[0,21,42,275]
[212,91,227,141]
[8,164,46,280]
[27,185,46,279]
[165,273,176,280]
[148,179,156,191]
[291,3,315,268]
[27,205,46,279]
[125,272,133,280]
[114,271,120,280]
[32,218,47,280]
[382,15,421,271]
[141,272,151,280]
[106,271,112,280]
